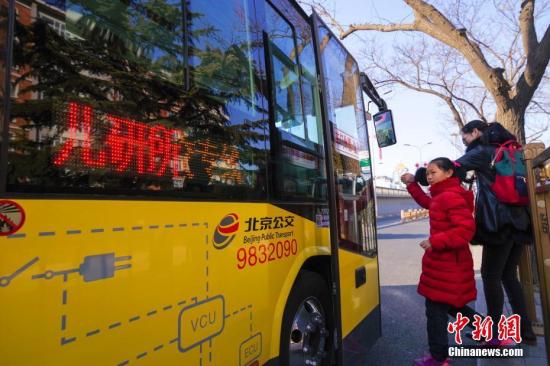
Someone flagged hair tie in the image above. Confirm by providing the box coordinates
[453,161,461,167]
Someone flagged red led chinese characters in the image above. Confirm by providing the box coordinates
[53,102,241,182]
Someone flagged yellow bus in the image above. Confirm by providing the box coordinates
[0,0,394,365]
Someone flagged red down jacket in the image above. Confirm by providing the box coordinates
[407,177,477,308]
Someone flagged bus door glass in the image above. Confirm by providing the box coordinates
[313,14,380,352]
[316,27,377,257]
[263,2,327,204]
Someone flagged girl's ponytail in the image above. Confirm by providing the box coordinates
[415,167,429,186]
[429,157,465,180]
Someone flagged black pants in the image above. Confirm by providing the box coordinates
[481,242,532,334]
[426,299,450,361]
[426,299,480,361]
[447,305,482,327]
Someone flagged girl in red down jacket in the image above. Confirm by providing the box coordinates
[401,157,476,366]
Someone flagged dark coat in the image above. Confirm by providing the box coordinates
[407,177,477,308]
[455,140,532,245]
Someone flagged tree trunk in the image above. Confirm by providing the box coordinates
[341,54,356,106]
[495,107,526,143]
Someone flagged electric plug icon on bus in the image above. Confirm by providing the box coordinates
[32,253,132,282]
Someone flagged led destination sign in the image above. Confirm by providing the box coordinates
[53,102,241,182]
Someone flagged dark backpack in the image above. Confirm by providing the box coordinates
[490,140,528,205]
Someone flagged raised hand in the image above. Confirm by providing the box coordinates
[400,173,415,184]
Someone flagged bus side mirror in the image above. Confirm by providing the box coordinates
[373,109,397,147]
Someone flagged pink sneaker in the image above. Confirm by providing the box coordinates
[413,353,451,366]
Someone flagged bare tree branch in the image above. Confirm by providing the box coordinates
[514,22,550,108]
[300,0,345,35]
[336,0,515,108]
[383,77,466,127]
[525,119,549,142]
[467,31,508,71]
[305,0,550,141]
[479,90,489,120]
[529,100,550,114]
[440,82,486,120]
[527,131,544,142]
[341,22,417,38]
[369,44,469,127]
[519,0,538,58]
[493,0,520,27]
[508,32,525,82]
[409,0,514,106]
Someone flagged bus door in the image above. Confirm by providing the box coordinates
[312,12,381,359]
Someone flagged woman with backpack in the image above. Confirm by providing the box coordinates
[456,120,536,345]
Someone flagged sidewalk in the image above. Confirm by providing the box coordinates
[468,228,547,365]
[473,279,547,366]
[473,258,547,365]
[376,214,402,229]
[365,219,548,366]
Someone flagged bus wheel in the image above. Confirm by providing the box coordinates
[280,270,333,366]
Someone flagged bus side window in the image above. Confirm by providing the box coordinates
[6,0,269,201]
[263,2,326,201]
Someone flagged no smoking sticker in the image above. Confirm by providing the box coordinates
[0,200,26,236]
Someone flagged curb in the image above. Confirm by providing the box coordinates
[377,217,429,230]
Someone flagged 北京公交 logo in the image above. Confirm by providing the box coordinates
[213,213,239,249]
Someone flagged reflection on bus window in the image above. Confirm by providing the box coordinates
[0,2,6,128]
[7,0,268,200]
[318,24,377,255]
[265,3,305,140]
[301,69,322,145]
[264,2,326,201]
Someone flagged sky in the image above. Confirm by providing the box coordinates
[300,0,550,178]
